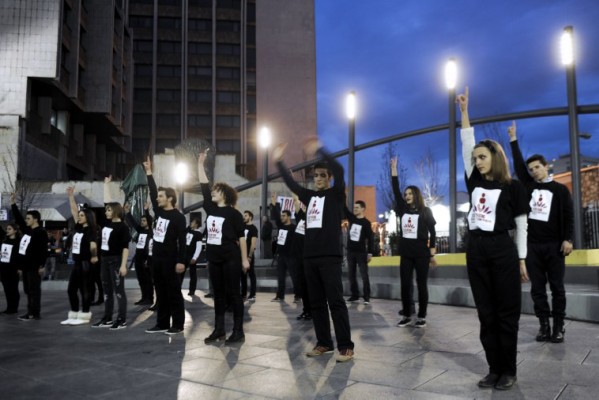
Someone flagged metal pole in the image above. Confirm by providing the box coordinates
[180,186,185,213]
[565,29,583,248]
[261,150,268,254]
[448,88,457,253]
[348,118,355,208]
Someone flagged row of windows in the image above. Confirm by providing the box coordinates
[134,113,242,128]
[135,89,250,106]
[132,0,241,8]
[130,16,240,32]
[134,40,243,56]
[136,64,240,79]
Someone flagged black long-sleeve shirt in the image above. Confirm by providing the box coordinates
[271,203,295,256]
[185,227,203,264]
[277,148,345,259]
[343,206,375,254]
[1,236,21,269]
[11,204,47,270]
[391,176,437,258]
[290,209,306,259]
[72,224,97,262]
[126,211,152,259]
[100,221,130,257]
[510,140,574,244]
[148,175,187,264]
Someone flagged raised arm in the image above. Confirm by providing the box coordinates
[197,151,216,213]
[124,203,143,233]
[66,187,79,221]
[10,193,25,228]
[457,87,475,178]
[508,121,533,184]
[270,193,283,228]
[103,175,113,204]
[390,157,407,213]
[143,157,159,211]
[273,143,308,201]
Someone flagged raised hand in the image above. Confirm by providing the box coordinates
[304,137,321,157]
[104,175,112,184]
[198,148,209,166]
[390,157,398,177]
[271,192,277,205]
[456,86,469,112]
[144,200,151,210]
[272,143,287,162]
[143,156,152,174]
[66,186,74,197]
[124,203,130,213]
[507,120,517,142]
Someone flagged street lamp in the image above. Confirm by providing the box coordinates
[561,25,583,248]
[445,58,458,253]
[175,162,188,212]
[258,126,271,257]
[346,91,357,207]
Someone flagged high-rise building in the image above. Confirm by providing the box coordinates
[0,0,134,189]
[128,0,316,180]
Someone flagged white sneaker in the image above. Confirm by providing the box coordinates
[70,311,92,325]
[60,311,79,325]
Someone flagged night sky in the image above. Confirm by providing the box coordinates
[314,0,599,214]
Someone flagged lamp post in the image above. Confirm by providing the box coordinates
[258,126,271,256]
[346,91,357,207]
[561,26,583,248]
[175,162,188,213]
[445,58,458,253]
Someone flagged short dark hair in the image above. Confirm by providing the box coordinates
[141,214,153,227]
[26,210,41,222]
[213,182,238,206]
[526,154,548,167]
[158,187,177,207]
[244,210,254,219]
[105,202,124,220]
[282,210,292,217]
[313,162,332,176]
[355,200,366,209]
[190,216,202,227]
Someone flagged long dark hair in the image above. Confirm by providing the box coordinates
[80,208,98,234]
[404,185,426,211]
[5,222,22,239]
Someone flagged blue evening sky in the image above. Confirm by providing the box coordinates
[314,0,599,214]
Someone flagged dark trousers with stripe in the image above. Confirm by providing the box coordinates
[527,241,566,319]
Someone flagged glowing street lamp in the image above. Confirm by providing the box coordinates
[175,162,188,212]
[346,91,356,207]
[259,127,271,257]
[445,58,458,252]
[561,25,583,247]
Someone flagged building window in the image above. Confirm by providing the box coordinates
[130,16,153,29]
[217,91,240,104]
[217,0,241,10]
[134,40,153,53]
[217,44,240,55]
[157,89,181,102]
[216,115,240,128]
[158,17,182,29]
[188,42,212,55]
[156,114,181,127]
[217,67,240,80]
[133,113,151,127]
[134,64,152,76]
[189,90,212,103]
[188,115,212,127]
[157,65,182,77]
[216,139,241,153]
[247,95,256,113]
[189,18,211,31]
[188,66,212,77]
[158,40,182,53]
[216,21,240,32]
[189,0,212,7]
[134,89,152,101]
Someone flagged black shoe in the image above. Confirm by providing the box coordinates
[165,327,183,336]
[551,318,565,343]
[145,325,168,334]
[91,318,113,328]
[536,317,551,341]
[225,330,245,344]
[477,373,500,388]
[346,297,359,303]
[18,314,37,321]
[148,304,157,311]
[109,319,127,330]
[296,312,308,320]
[91,299,104,306]
[204,329,226,344]
[134,299,145,305]
[2,310,18,315]
[494,375,517,390]
[188,292,195,297]
[204,293,214,298]
[397,317,412,327]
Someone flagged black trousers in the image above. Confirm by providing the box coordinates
[276,254,298,299]
[101,256,127,321]
[467,234,521,377]
[400,255,430,318]
[68,260,92,313]
[183,263,197,294]
[89,261,103,302]
[1,265,20,312]
[296,258,311,314]
[209,254,244,332]
[240,256,256,298]
[304,256,353,351]
[22,268,42,317]
[527,241,566,319]
[153,255,185,329]
[135,255,154,301]
[347,251,371,300]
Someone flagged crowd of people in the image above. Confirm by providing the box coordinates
[0,86,575,389]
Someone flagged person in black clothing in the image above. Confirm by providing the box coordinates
[242,210,258,301]
[344,201,375,305]
[391,159,437,327]
[10,193,48,321]
[1,223,22,314]
[508,121,574,343]
[198,151,250,345]
[270,192,298,302]
[91,191,130,330]
[61,187,99,326]
[291,194,311,321]
[261,216,273,259]
[458,87,530,390]
[143,157,188,336]
[125,202,154,306]
[184,216,203,297]
[273,138,354,363]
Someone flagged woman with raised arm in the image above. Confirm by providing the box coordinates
[125,202,154,306]
[91,176,130,330]
[1,223,22,314]
[61,187,98,326]
[457,87,529,391]
[198,151,250,345]
[391,157,437,328]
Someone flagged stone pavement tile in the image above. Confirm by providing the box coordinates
[335,344,426,366]
[183,343,280,362]
[416,369,567,399]
[98,346,188,370]
[0,375,91,400]
[517,359,599,387]
[148,356,267,386]
[252,336,318,357]
[96,378,250,400]
[518,342,592,364]
[582,348,599,366]
[218,367,355,399]
[400,350,488,374]
[320,382,470,400]
[238,349,317,371]
[556,384,599,400]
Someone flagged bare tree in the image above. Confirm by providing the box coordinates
[377,142,408,211]
[1,144,44,212]
[414,147,446,206]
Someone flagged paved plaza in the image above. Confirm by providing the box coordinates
[1,288,598,399]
